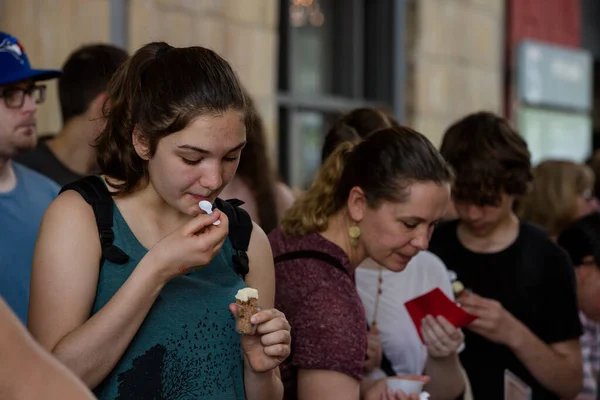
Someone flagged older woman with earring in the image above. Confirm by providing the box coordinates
[269,126,454,400]
[320,108,466,400]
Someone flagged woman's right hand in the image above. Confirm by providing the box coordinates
[147,209,229,283]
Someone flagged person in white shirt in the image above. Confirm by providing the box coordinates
[356,254,466,400]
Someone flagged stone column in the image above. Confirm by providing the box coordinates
[405,0,505,146]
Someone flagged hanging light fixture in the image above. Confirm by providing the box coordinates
[289,0,325,28]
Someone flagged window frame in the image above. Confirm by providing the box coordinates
[277,0,407,187]
[110,0,128,49]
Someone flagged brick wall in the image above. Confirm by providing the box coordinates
[405,0,505,146]
[129,0,280,149]
[0,0,280,151]
[0,0,110,135]
[508,0,580,51]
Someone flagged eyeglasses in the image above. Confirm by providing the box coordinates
[0,84,46,109]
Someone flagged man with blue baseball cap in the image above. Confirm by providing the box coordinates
[0,31,62,324]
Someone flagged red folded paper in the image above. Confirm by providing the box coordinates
[404,288,477,343]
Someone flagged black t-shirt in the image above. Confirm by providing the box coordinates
[14,136,83,187]
[429,220,582,400]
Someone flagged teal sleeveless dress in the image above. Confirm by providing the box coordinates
[92,204,247,399]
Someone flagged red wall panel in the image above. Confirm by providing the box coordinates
[509,0,580,49]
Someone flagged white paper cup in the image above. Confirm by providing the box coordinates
[386,377,425,394]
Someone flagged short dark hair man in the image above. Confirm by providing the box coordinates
[15,44,128,186]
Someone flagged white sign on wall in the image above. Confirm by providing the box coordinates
[516,107,592,165]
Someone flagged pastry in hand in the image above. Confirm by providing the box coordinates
[235,288,259,334]
[452,280,467,298]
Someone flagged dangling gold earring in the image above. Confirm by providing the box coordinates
[349,225,361,247]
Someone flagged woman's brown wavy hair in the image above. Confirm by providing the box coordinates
[95,42,246,195]
[281,126,454,236]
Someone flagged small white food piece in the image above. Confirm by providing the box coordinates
[452,280,465,297]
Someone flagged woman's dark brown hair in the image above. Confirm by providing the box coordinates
[440,111,533,206]
[282,126,454,236]
[236,94,279,233]
[96,42,246,194]
[321,107,399,163]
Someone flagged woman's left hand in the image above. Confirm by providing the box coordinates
[229,304,292,372]
[421,315,464,358]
